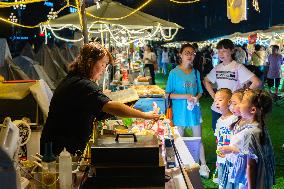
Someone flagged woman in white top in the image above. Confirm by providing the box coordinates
[161,47,170,75]
[204,39,261,132]
[143,44,157,84]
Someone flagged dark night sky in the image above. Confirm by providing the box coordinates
[0,0,284,43]
[120,0,284,41]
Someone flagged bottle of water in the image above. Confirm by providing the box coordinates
[59,148,72,189]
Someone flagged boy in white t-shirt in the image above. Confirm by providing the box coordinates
[214,88,238,187]
[204,39,261,132]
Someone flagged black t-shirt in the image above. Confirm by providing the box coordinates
[41,73,110,156]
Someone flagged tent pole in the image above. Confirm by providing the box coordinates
[80,0,88,44]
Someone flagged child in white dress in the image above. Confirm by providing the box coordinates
[219,90,275,189]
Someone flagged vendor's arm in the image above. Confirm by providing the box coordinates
[247,158,257,189]
[102,101,159,120]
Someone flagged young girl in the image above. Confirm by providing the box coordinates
[165,43,209,178]
[219,90,275,189]
[229,89,245,119]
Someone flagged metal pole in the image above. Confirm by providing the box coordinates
[80,0,88,44]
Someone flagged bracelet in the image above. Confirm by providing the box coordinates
[216,149,223,156]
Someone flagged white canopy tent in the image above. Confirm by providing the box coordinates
[45,0,182,45]
[0,39,30,80]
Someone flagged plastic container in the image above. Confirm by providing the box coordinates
[0,117,19,158]
[134,98,166,114]
[182,137,201,163]
[59,148,72,189]
[164,138,176,169]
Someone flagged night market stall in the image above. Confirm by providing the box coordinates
[0,1,205,189]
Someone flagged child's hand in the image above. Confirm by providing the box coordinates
[192,97,198,105]
[219,146,238,155]
[186,94,194,102]
[216,149,225,158]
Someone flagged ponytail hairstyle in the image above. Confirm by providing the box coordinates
[246,89,273,145]
[69,42,113,79]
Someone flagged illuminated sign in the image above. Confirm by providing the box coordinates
[10,36,29,40]
[44,1,53,7]
[69,7,77,13]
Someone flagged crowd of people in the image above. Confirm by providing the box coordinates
[39,39,281,188]
[144,40,283,97]
[142,39,281,188]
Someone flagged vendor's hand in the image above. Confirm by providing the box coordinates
[144,112,160,121]
[103,89,111,94]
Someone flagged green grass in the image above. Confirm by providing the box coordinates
[155,73,284,189]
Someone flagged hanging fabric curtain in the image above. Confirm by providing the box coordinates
[227,0,247,24]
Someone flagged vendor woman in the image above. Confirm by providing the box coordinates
[41,42,159,156]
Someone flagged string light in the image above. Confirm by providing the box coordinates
[252,0,260,12]
[45,25,84,42]
[169,0,200,4]
[0,0,179,44]
[0,0,45,8]
[75,0,83,29]
[0,0,71,28]
[8,13,18,23]
[85,21,175,42]
[47,8,58,20]
[192,31,284,49]
[13,0,26,10]
[0,17,45,28]
[45,21,179,46]
[160,27,179,41]
[48,24,81,31]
